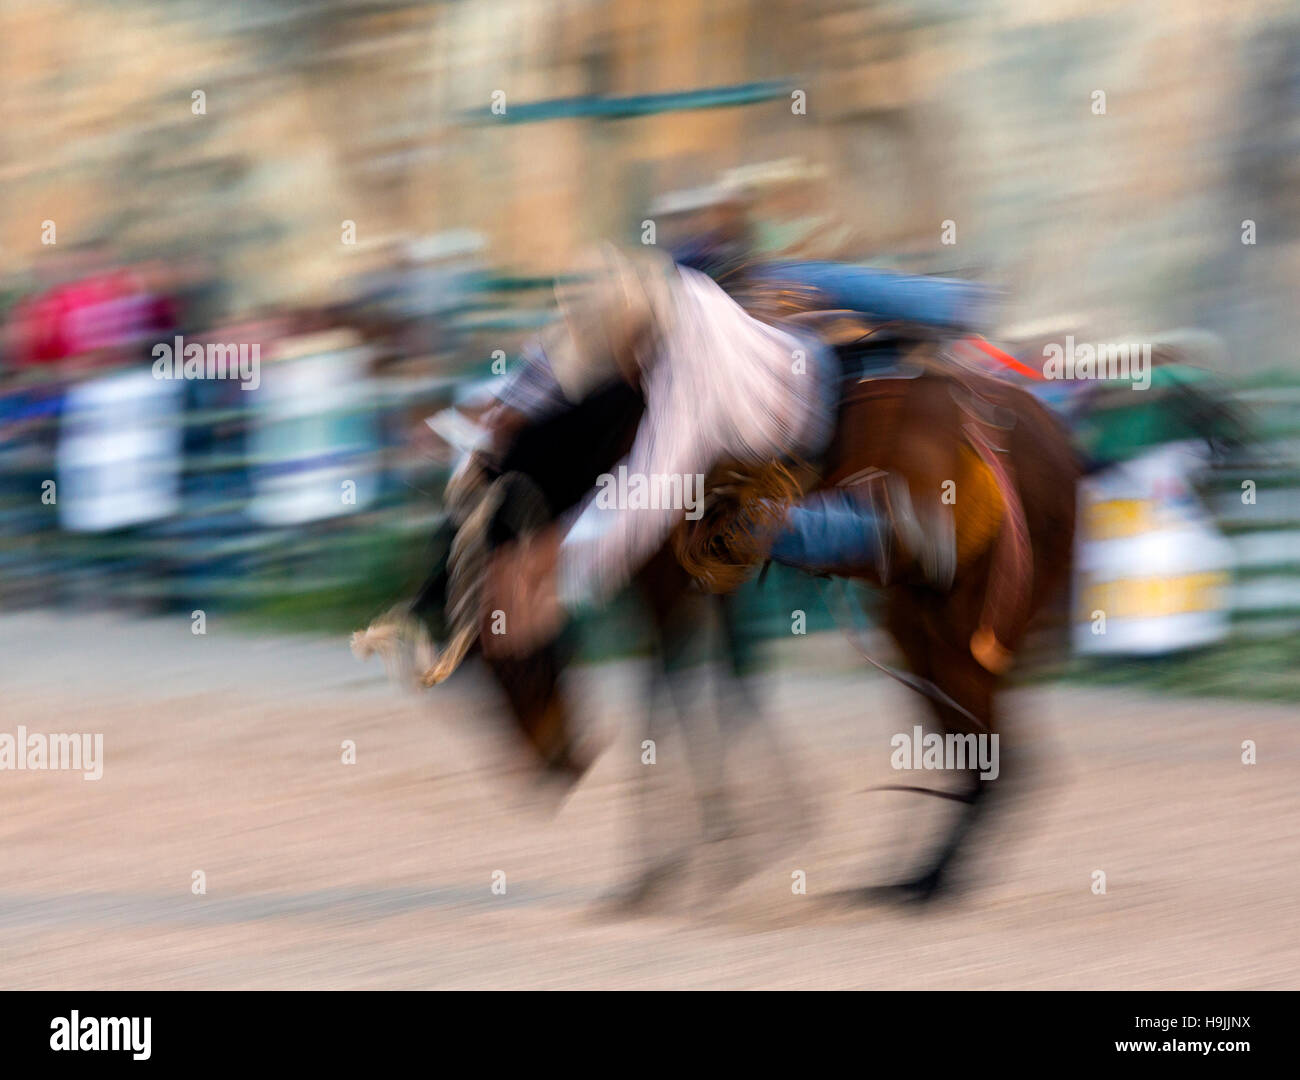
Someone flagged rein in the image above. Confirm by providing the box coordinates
[815,575,985,733]
[815,577,987,805]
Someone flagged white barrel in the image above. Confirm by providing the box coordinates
[1072,441,1234,655]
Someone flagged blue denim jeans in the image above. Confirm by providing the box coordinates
[769,488,887,575]
[757,261,991,332]
[767,335,889,576]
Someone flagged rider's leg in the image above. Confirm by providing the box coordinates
[766,473,960,590]
[758,331,895,578]
[767,487,891,577]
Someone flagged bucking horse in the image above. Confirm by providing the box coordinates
[354,258,1080,906]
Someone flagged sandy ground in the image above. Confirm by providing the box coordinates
[0,610,1296,990]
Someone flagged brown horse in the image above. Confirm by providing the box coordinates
[355,281,1078,903]
[407,329,1077,902]
[816,365,1077,899]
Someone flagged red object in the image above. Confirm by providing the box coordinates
[964,335,1044,380]
[12,270,164,366]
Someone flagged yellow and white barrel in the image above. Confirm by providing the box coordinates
[1073,441,1234,655]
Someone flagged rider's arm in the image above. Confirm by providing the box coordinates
[494,337,569,425]
[552,267,828,610]
[455,338,568,469]
[555,363,709,612]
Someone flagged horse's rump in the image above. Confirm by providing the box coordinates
[671,368,1077,669]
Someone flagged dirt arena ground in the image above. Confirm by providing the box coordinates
[2,611,1296,990]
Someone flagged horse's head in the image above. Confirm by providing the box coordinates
[422,468,592,787]
[398,292,649,787]
[482,636,590,784]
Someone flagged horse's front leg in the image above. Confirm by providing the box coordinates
[713,591,815,854]
[595,554,727,913]
[592,657,695,916]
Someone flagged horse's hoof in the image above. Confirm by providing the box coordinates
[855,871,949,908]
[589,856,688,918]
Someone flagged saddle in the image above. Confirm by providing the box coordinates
[673,358,1034,674]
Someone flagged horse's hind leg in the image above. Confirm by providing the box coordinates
[873,586,1006,903]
